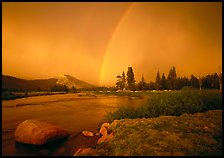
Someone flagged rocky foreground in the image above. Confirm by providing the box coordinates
[14,110,222,156]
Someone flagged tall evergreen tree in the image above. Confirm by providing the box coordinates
[160,73,167,90]
[167,66,177,90]
[137,75,147,91]
[155,71,161,90]
[190,75,199,88]
[213,73,220,89]
[116,75,122,90]
[121,71,126,91]
[127,67,136,91]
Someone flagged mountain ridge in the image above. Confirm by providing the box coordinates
[2,74,96,91]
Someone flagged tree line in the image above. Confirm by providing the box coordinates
[116,66,222,91]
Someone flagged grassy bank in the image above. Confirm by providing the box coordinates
[2,91,67,100]
[96,110,222,156]
[104,90,222,122]
[94,90,161,97]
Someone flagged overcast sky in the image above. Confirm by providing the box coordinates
[2,2,222,86]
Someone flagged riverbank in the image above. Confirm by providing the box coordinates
[2,94,147,156]
[93,110,222,156]
[2,91,67,100]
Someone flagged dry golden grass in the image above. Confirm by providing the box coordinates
[95,110,222,156]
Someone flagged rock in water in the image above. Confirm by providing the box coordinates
[82,131,94,137]
[15,120,69,145]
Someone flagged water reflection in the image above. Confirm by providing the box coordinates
[2,94,148,156]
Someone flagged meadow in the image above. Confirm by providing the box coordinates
[104,89,222,122]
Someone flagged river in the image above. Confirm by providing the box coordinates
[2,93,148,156]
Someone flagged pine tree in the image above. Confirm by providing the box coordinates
[121,71,126,91]
[155,71,161,90]
[137,75,147,91]
[127,67,136,91]
[167,66,177,90]
[160,73,167,90]
[190,75,199,88]
[116,75,122,90]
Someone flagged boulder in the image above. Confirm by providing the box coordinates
[73,148,96,156]
[15,120,69,145]
[82,131,94,137]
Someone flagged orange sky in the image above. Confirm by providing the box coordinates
[2,2,222,86]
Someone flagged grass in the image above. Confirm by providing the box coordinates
[95,110,222,156]
[104,90,222,122]
[2,91,67,100]
[94,90,160,97]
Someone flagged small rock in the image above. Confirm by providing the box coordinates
[82,131,94,137]
[97,132,114,144]
[96,133,101,136]
[99,126,108,136]
[101,123,110,129]
[73,148,96,156]
[97,132,108,144]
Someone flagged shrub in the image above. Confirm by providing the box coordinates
[104,90,222,122]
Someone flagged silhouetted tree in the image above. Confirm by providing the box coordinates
[213,73,220,89]
[160,73,167,90]
[148,81,155,90]
[155,71,161,90]
[137,75,147,91]
[176,77,189,90]
[116,75,123,90]
[167,66,177,90]
[219,73,222,91]
[201,74,220,89]
[121,71,126,91]
[51,84,69,92]
[71,86,77,93]
[190,75,199,88]
[127,67,136,91]
[63,85,69,92]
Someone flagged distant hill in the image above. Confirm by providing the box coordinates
[2,75,57,91]
[56,74,96,89]
[2,74,96,91]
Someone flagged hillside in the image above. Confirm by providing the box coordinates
[2,75,57,91]
[2,74,95,91]
[95,110,222,156]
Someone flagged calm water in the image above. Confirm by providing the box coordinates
[2,93,148,156]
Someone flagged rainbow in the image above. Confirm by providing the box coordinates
[99,3,135,86]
